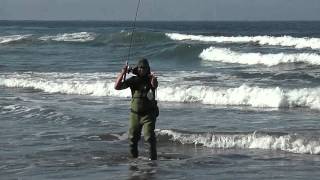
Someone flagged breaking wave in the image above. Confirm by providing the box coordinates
[0,31,166,45]
[0,72,130,97]
[157,129,320,155]
[166,33,320,50]
[0,34,32,44]
[157,84,320,110]
[1,72,320,110]
[199,47,320,66]
[39,32,96,42]
[0,32,96,44]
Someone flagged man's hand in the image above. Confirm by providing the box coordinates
[149,72,158,89]
[121,61,129,74]
[115,61,129,90]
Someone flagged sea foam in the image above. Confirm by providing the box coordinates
[1,72,320,110]
[157,84,320,109]
[39,32,96,42]
[157,129,320,155]
[0,72,130,97]
[0,34,32,44]
[166,33,320,49]
[199,47,320,66]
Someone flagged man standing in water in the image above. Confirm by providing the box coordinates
[114,58,159,160]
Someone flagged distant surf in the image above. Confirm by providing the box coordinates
[199,47,320,66]
[0,34,32,44]
[39,32,96,42]
[166,33,320,50]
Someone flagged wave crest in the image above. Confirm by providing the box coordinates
[39,32,96,42]
[1,72,320,110]
[199,47,320,66]
[166,33,320,49]
[0,34,32,44]
[157,129,320,155]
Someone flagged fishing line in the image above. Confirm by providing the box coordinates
[122,0,141,82]
[127,0,142,63]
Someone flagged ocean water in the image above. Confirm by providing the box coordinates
[1,21,320,180]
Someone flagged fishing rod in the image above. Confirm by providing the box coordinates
[123,0,142,81]
[127,0,142,62]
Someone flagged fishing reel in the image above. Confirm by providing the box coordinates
[127,66,139,75]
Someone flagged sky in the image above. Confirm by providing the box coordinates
[0,0,319,21]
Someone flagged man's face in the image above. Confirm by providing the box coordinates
[137,66,148,77]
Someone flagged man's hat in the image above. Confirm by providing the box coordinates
[137,58,150,68]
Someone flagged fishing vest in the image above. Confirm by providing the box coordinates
[129,76,158,116]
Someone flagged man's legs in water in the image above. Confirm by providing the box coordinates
[142,113,157,160]
[128,112,142,158]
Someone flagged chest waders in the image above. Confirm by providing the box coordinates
[128,77,158,160]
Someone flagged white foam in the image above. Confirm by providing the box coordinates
[0,104,29,114]
[0,34,32,44]
[2,103,37,114]
[166,33,320,49]
[199,47,320,66]
[39,32,96,42]
[157,129,320,155]
[1,72,320,110]
[0,72,130,97]
[158,84,320,110]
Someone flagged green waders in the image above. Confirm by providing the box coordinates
[129,111,157,160]
[120,74,158,160]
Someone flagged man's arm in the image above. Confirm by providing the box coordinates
[150,73,158,89]
[114,64,128,90]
